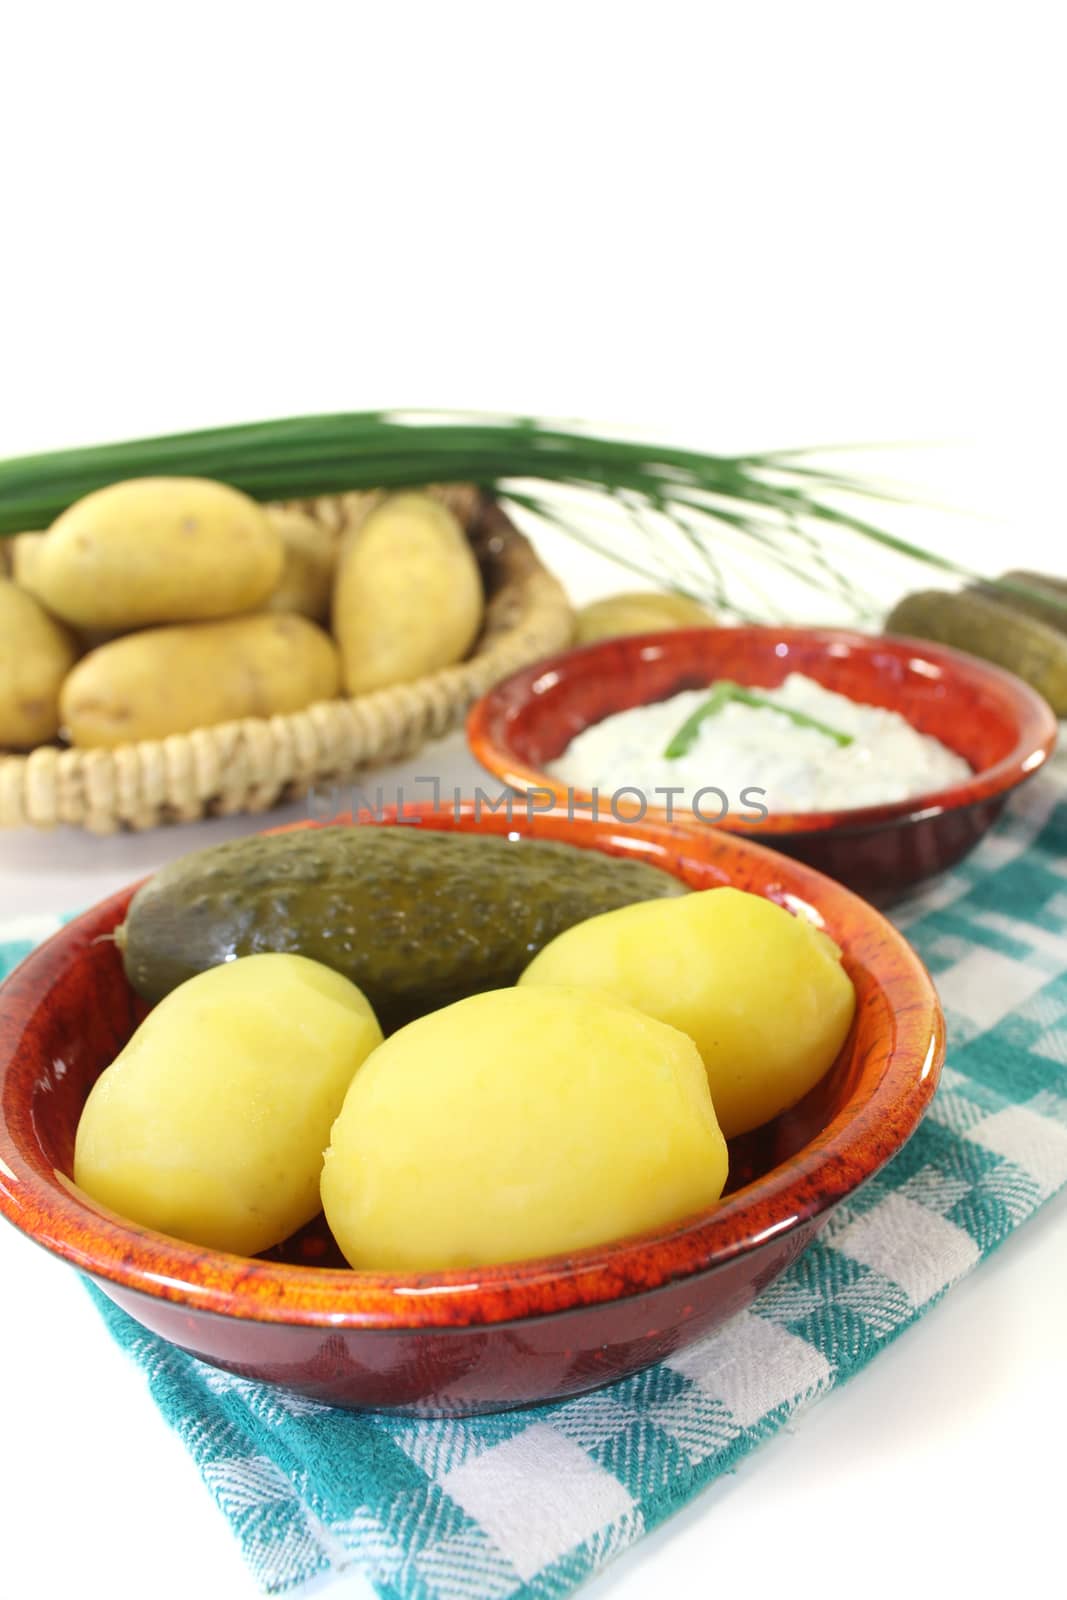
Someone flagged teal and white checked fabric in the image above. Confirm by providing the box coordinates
[4,750,1067,1599]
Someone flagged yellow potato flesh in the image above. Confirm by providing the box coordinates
[321,986,728,1271]
[520,887,856,1138]
[74,954,382,1256]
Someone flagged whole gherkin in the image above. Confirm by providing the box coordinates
[886,587,1067,716]
[117,825,688,1031]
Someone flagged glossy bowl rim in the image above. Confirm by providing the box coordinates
[0,803,944,1331]
[465,624,1059,836]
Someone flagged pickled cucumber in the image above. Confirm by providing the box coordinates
[116,827,687,1028]
[976,571,1067,638]
[885,588,1067,715]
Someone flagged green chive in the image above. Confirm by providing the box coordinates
[1,409,1057,628]
[664,681,854,759]
[662,684,738,758]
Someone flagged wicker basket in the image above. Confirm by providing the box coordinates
[0,491,573,833]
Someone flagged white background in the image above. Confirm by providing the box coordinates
[1,5,1066,1599]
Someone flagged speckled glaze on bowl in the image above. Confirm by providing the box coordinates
[0,805,943,1415]
[466,626,1058,902]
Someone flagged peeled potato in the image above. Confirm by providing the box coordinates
[74,953,382,1256]
[575,590,717,645]
[321,986,727,1271]
[520,887,856,1138]
[332,492,484,695]
[264,507,337,621]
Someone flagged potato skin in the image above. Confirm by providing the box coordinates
[27,477,284,629]
[0,578,79,749]
[264,507,337,621]
[332,492,484,695]
[60,612,341,747]
[9,532,45,587]
[321,986,728,1271]
[520,886,856,1138]
[73,954,382,1256]
[575,590,717,644]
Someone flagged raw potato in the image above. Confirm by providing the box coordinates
[575,590,717,645]
[73,953,383,1256]
[520,886,856,1138]
[332,492,484,695]
[25,477,284,630]
[74,627,124,652]
[8,532,45,584]
[0,578,79,749]
[264,507,337,621]
[60,612,341,748]
[321,986,728,1271]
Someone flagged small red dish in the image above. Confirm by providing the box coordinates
[0,805,943,1415]
[466,625,1058,902]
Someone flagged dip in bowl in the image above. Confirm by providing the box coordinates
[467,625,1058,902]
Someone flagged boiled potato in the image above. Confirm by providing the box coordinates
[0,578,79,749]
[321,986,727,1271]
[60,612,341,747]
[263,507,337,621]
[520,887,856,1138]
[25,477,283,630]
[332,492,484,695]
[74,953,382,1256]
[575,590,717,645]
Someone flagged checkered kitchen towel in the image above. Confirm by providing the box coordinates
[4,750,1067,1599]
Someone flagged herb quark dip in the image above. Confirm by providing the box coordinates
[547,673,972,814]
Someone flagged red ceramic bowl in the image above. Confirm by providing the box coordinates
[0,805,943,1416]
[467,625,1058,902]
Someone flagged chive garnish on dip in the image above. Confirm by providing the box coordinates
[663,680,854,759]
